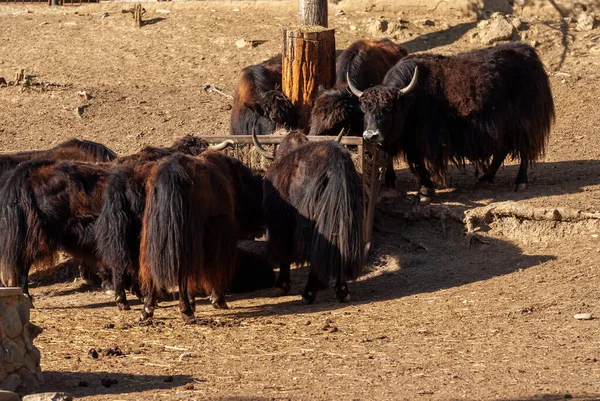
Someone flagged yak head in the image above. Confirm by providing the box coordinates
[348,66,419,147]
[246,90,297,130]
[252,128,345,162]
[309,88,362,137]
[173,135,234,154]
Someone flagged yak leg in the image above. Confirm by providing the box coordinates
[210,289,229,310]
[113,266,130,311]
[514,154,529,192]
[179,281,196,323]
[334,277,351,303]
[413,161,434,204]
[301,271,320,305]
[478,151,508,185]
[383,160,397,188]
[275,262,291,297]
[140,287,157,321]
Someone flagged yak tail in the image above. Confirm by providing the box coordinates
[299,146,363,285]
[94,168,139,276]
[0,160,51,287]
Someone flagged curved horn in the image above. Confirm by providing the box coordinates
[208,139,235,151]
[335,127,346,143]
[252,129,275,160]
[346,72,364,98]
[398,66,419,95]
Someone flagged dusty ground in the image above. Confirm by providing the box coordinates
[1,1,600,400]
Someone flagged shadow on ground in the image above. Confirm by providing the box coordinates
[37,371,192,398]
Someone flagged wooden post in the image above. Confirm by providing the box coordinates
[282,26,335,129]
[299,0,328,27]
[134,4,143,28]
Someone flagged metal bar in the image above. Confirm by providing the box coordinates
[202,135,363,146]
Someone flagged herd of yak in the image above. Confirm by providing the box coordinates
[0,37,555,322]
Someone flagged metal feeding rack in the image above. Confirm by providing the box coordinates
[203,135,389,262]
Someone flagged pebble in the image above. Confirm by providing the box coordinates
[235,39,247,49]
[87,348,99,359]
[349,25,357,31]
[100,378,118,388]
[574,313,593,320]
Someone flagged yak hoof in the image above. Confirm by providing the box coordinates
[211,300,229,310]
[514,183,527,192]
[301,291,316,305]
[140,306,155,321]
[274,285,289,297]
[419,195,432,205]
[181,313,196,325]
[117,302,131,311]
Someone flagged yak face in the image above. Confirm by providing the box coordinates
[360,86,404,145]
[246,90,296,130]
[309,89,362,137]
[172,135,209,156]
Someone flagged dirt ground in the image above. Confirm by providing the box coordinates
[1,1,600,400]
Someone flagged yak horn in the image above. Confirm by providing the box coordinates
[399,66,419,95]
[346,72,364,98]
[208,139,235,151]
[252,129,275,160]
[335,127,346,143]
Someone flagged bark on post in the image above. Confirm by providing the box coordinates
[299,0,328,27]
[282,26,335,129]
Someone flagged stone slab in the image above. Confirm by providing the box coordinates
[0,288,23,297]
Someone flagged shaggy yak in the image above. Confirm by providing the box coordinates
[253,129,362,304]
[0,136,227,305]
[0,138,117,177]
[309,39,408,186]
[349,43,555,203]
[230,54,296,136]
[138,150,265,322]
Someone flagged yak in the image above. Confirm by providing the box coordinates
[138,150,265,323]
[253,129,362,304]
[230,54,296,136]
[350,43,555,203]
[309,39,408,186]
[0,136,228,305]
[93,137,234,310]
[0,138,117,178]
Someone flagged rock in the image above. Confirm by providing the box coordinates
[100,378,118,388]
[0,390,20,401]
[235,39,247,49]
[350,25,357,31]
[0,375,20,392]
[576,11,596,31]
[3,306,23,339]
[511,16,523,30]
[574,313,593,320]
[16,301,30,325]
[0,77,6,86]
[368,18,388,35]
[531,40,541,47]
[479,13,516,45]
[22,393,73,401]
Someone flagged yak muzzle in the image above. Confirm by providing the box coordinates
[363,130,383,144]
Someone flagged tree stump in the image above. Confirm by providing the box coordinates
[282,26,335,129]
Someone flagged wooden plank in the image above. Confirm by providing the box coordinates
[202,135,363,146]
[0,287,24,297]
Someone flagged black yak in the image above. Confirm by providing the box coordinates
[0,136,228,305]
[230,54,296,136]
[138,150,265,322]
[309,39,408,186]
[253,130,362,304]
[0,138,117,177]
[94,137,233,310]
[350,43,555,203]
